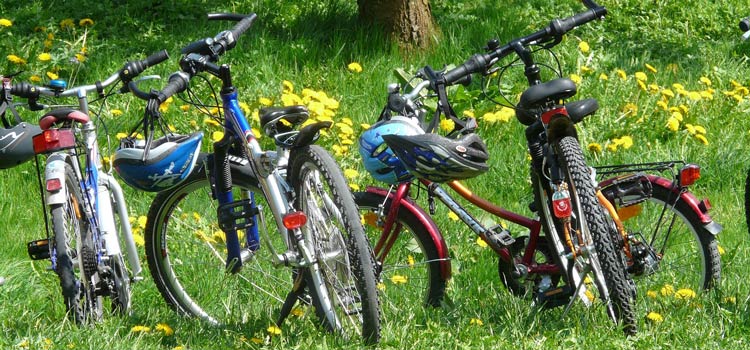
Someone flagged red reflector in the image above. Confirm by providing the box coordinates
[679,164,700,187]
[32,129,76,154]
[46,178,62,192]
[282,211,307,229]
[699,198,712,212]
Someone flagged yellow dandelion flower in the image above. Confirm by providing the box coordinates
[646,290,657,298]
[192,212,201,222]
[666,117,679,132]
[173,346,186,350]
[675,288,696,300]
[570,73,582,85]
[137,216,148,229]
[17,339,30,348]
[578,41,590,54]
[635,71,647,82]
[439,118,455,132]
[291,307,304,317]
[0,18,12,27]
[580,65,594,74]
[648,84,660,94]
[672,82,685,90]
[656,100,669,110]
[178,105,190,112]
[695,134,708,145]
[46,71,58,80]
[476,236,488,248]
[37,53,52,62]
[60,18,75,29]
[645,63,657,73]
[390,275,408,284]
[131,325,151,333]
[448,211,459,221]
[343,168,358,180]
[282,80,294,93]
[259,97,273,106]
[470,318,484,326]
[646,311,664,323]
[661,89,675,98]
[618,136,633,149]
[347,62,363,73]
[7,54,27,65]
[694,125,706,134]
[599,73,608,81]
[724,296,736,304]
[606,143,618,152]
[30,75,42,83]
[687,91,701,101]
[700,90,713,100]
[585,289,595,302]
[281,93,302,107]
[75,53,86,63]
[155,323,174,336]
[621,103,638,116]
[616,69,627,80]
[111,109,123,117]
[588,143,602,154]
[685,124,696,135]
[266,325,282,336]
[407,255,415,267]
[204,118,221,127]
[660,284,674,296]
[717,244,725,255]
[212,131,224,142]
[637,80,647,91]
[377,282,386,291]
[133,232,145,247]
[699,76,711,86]
[79,18,94,27]
[463,110,475,118]
[671,111,683,122]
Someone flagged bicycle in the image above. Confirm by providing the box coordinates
[1,50,169,323]
[357,0,723,336]
[122,14,379,344]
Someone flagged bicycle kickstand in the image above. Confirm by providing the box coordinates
[562,264,592,319]
[276,273,307,326]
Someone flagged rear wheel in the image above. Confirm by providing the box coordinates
[50,163,102,323]
[289,145,380,345]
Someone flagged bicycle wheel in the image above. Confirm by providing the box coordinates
[354,190,447,308]
[539,136,637,335]
[50,162,102,323]
[145,155,297,326]
[288,145,380,344]
[109,253,131,315]
[602,176,721,292]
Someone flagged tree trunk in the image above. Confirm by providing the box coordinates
[358,0,436,49]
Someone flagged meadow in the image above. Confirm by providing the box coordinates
[1,0,750,348]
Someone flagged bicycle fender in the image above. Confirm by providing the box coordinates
[645,175,721,235]
[44,153,71,206]
[365,186,452,280]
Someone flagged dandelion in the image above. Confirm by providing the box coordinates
[694,125,706,134]
[7,54,26,65]
[74,53,86,63]
[675,288,696,300]
[476,236,488,248]
[717,244,725,255]
[111,109,123,117]
[377,282,386,291]
[347,62,363,73]
[621,103,638,116]
[46,71,58,80]
[723,296,736,304]
[660,284,675,296]
[699,76,711,86]
[0,18,12,27]
[212,131,224,142]
[407,255,415,267]
[648,84,660,94]
[30,75,42,82]
[291,307,305,317]
[439,118,455,132]
[616,69,627,80]
[267,325,282,336]
[447,211,459,221]
[463,110,475,118]
[390,275,408,284]
[131,325,151,333]
[646,290,657,298]
[60,18,75,29]
[645,63,657,73]
[37,53,52,62]
[570,73,582,85]
[79,18,94,27]
[343,168,358,180]
[695,134,708,145]
[666,117,680,132]
[646,311,664,323]
[155,323,174,336]
[133,232,145,247]
[585,290,595,302]
[580,65,594,74]
[637,80,647,91]
[618,136,633,149]
[173,346,185,350]
[470,318,484,326]
[660,89,675,98]
[17,339,30,348]
[671,111,683,122]
[656,100,669,111]
[204,118,221,127]
[137,216,148,229]
[578,41,590,54]
[259,97,273,106]
[599,73,608,81]
[634,71,647,82]
[687,91,702,101]
[587,143,602,154]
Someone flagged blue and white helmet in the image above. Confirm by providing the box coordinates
[0,122,41,169]
[358,116,424,184]
[114,132,203,192]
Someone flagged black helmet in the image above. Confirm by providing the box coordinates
[0,122,41,169]
[382,132,489,183]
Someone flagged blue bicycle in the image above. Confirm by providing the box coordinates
[121,14,380,343]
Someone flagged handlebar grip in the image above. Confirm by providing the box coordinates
[120,50,170,81]
[156,72,190,104]
[741,17,750,32]
[10,82,40,99]
[443,53,490,85]
[551,6,607,36]
[228,14,257,42]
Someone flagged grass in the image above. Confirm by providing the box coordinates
[1,0,750,348]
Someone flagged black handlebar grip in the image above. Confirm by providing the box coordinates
[551,6,607,36]
[120,49,170,81]
[10,82,40,99]
[741,17,750,32]
[228,14,258,42]
[443,53,489,85]
[157,72,189,104]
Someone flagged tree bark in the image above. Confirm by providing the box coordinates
[358,0,436,49]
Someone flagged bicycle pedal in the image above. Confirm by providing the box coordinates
[27,239,50,260]
[487,225,515,246]
[217,199,259,232]
[535,286,573,309]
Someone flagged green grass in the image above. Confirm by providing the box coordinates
[2,0,750,348]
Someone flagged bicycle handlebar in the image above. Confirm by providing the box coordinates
[9,50,169,101]
[442,4,606,85]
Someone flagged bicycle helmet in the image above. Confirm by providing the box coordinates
[358,116,424,184]
[0,122,42,169]
[382,132,489,183]
[113,132,203,192]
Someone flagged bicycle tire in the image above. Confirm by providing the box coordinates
[145,154,299,326]
[354,190,447,308]
[50,162,102,323]
[606,177,721,292]
[288,145,380,345]
[542,136,637,335]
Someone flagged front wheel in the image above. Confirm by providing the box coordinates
[288,145,380,345]
[537,136,637,335]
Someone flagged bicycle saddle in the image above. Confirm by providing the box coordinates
[516,78,579,125]
[38,108,90,130]
[259,105,309,137]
